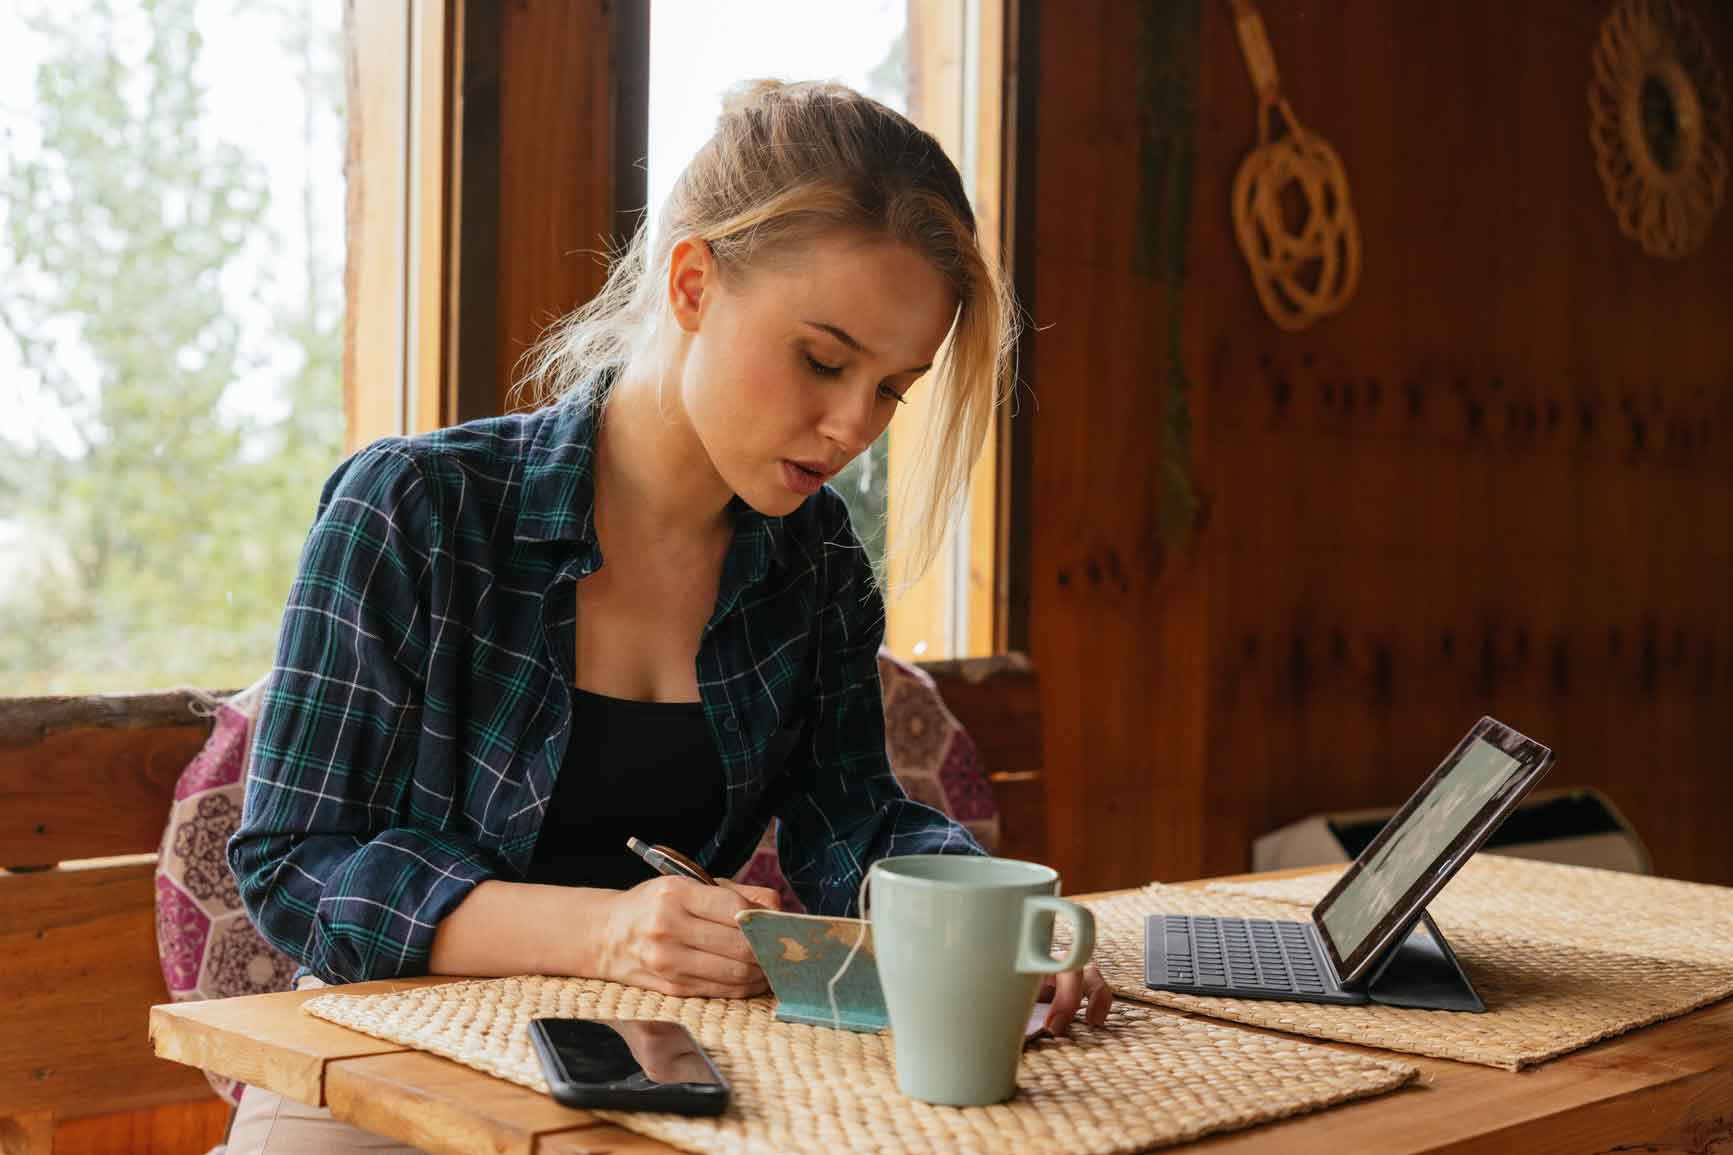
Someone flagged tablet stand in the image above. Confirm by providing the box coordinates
[1362,910,1485,1012]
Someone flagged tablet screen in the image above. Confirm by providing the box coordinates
[1312,718,1553,985]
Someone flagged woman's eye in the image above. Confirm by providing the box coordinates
[878,384,908,405]
[803,353,842,377]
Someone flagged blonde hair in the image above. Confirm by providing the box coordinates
[514,79,1018,585]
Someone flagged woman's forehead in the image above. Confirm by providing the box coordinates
[748,235,956,362]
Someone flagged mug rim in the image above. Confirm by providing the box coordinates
[870,853,1059,890]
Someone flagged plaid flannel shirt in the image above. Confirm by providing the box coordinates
[229,398,980,984]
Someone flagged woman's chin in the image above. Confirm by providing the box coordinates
[751,489,813,518]
[728,464,824,518]
[748,488,814,519]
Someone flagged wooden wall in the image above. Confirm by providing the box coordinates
[489,1,635,413]
[1024,0,1733,893]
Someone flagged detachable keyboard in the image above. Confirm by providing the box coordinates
[1144,914,1370,1005]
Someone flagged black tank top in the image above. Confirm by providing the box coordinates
[524,688,727,889]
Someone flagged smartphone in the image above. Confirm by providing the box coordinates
[527,1017,730,1116]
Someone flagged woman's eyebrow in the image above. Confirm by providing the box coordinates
[801,320,932,374]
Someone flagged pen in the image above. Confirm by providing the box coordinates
[626,836,719,886]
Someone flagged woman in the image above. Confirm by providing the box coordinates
[227,79,1110,1150]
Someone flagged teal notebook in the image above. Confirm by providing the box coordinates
[736,908,889,1032]
[737,908,1059,1041]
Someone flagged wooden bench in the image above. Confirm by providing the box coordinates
[0,655,1045,1154]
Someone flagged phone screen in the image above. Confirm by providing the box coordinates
[530,1018,727,1110]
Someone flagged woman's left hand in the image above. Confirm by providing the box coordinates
[1038,964,1114,1035]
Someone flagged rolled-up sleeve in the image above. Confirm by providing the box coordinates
[228,441,503,983]
[772,505,983,916]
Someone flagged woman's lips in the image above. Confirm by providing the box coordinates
[781,459,827,496]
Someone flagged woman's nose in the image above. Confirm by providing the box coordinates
[818,384,878,456]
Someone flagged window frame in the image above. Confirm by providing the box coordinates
[344,0,464,446]
[883,0,1009,661]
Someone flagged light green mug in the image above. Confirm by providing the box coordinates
[867,854,1095,1106]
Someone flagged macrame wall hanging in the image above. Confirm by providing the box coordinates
[1228,0,1361,333]
[1589,0,1728,259]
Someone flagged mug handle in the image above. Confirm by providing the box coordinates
[1014,895,1096,974]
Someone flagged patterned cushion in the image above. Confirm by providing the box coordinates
[733,649,1002,910]
[154,681,296,1104]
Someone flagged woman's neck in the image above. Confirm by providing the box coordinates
[592,363,734,546]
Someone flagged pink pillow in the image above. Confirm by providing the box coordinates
[154,685,297,1104]
[734,650,1002,910]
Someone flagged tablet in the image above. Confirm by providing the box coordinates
[1312,717,1555,986]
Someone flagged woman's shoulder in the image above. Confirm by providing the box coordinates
[324,407,572,510]
[410,408,559,479]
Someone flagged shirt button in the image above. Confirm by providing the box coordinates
[723,716,740,734]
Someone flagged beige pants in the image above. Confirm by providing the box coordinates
[223,976,427,1154]
[226,1086,429,1154]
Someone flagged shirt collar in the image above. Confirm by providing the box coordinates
[512,398,600,547]
[512,395,795,572]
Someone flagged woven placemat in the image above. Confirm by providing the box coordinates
[303,975,1416,1155]
[1083,858,1733,1070]
[1210,855,1733,965]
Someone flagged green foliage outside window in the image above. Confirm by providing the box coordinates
[0,0,345,695]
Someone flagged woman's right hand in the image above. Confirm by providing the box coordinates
[596,876,777,998]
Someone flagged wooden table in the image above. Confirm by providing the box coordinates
[150,868,1733,1154]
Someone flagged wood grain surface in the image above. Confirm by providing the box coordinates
[0,863,211,1119]
[1020,0,1733,895]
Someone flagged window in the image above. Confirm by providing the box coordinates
[647,0,1004,660]
[0,0,346,695]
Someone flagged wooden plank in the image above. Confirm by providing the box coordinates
[0,1113,52,1155]
[920,654,1042,776]
[0,691,222,742]
[149,977,449,1107]
[0,690,215,865]
[969,0,1007,659]
[410,0,454,436]
[1472,1062,1733,1155]
[1179,998,1733,1154]
[51,1099,230,1155]
[921,655,1047,857]
[0,729,203,866]
[495,0,617,411]
[450,0,502,426]
[611,0,649,226]
[0,864,212,1118]
[325,1051,596,1155]
[990,771,1047,864]
[1000,0,1037,657]
[343,0,411,450]
[537,1125,681,1154]
[1027,0,1211,896]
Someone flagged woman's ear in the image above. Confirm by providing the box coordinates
[667,237,714,333]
